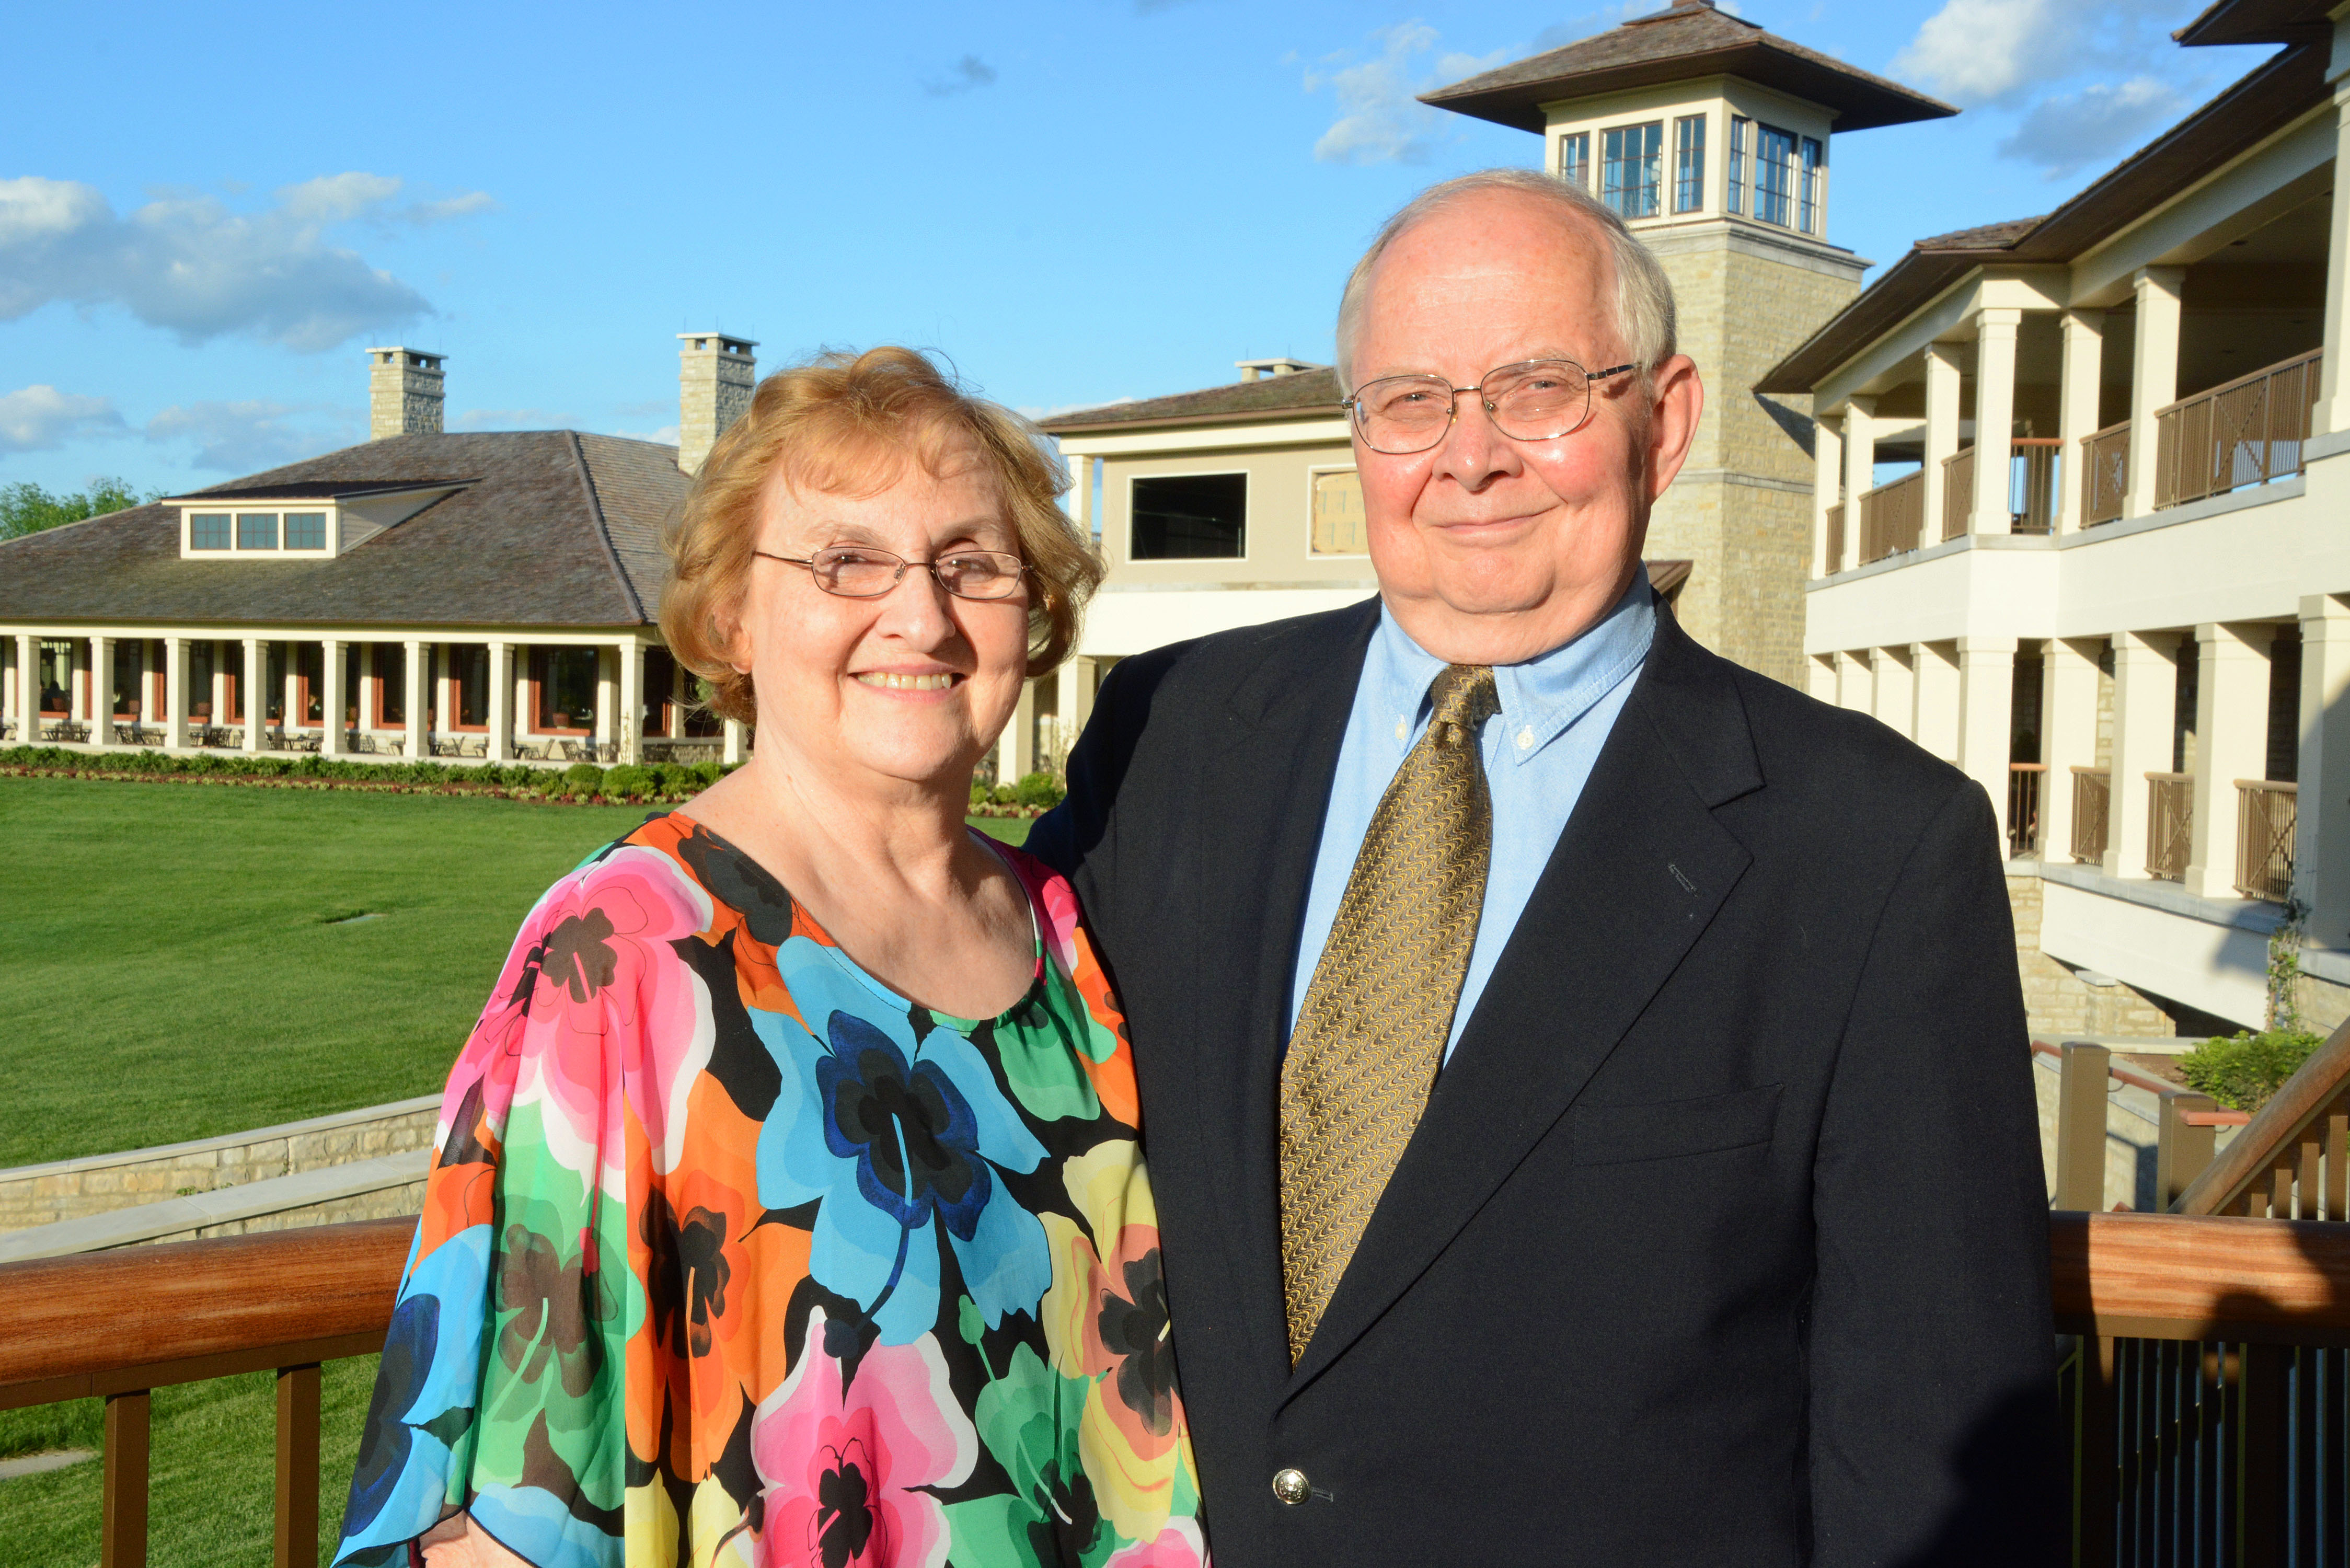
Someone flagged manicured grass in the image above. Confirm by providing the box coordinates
[0,1355,379,1567]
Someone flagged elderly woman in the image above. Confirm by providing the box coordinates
[333,348,1207,1568]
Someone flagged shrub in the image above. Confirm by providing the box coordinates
[1012,771,1065,810]
[2179,1029,2323,1113]
[971,778,990,807]
[602,764,655,802]
[562,763,606,798]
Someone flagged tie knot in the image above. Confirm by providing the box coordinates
[1425,664,1497,747]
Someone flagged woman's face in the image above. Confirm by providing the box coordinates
[730,437,1032,795]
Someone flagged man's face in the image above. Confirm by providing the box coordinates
[1347,189,1701,665]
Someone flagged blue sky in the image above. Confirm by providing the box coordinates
[0,0,2274,495]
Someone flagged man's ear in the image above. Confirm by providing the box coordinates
[1643,354,1705,503]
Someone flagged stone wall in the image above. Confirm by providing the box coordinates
[0,1150,430,1261]
[0,1095,439,1235]
[2007,873,2181,1039]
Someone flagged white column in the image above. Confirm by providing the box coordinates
[668,658,687,738]
[1839,396,1875,572]
[722,718,746,766]
[2041,637,2103,864]
[1870,645,1916,740]
[281,647,299,741]
[1957,637,2018,851]
[1912,641,1962,764]
[2123,267,2185,519]
[209,642,228,733]
[322,640,347,756]
[13,633,32,744]
[243,638,264,753]
[1922,343,1962,541]
[593,644,617,758]
[2183,622,2278,901]
[404,640,427,760]
[617,637,643,765]
[2316,91,2350,436]
[1969,308,2022,537]
[2105,631,2181,880]
[2298,594,2350,937]
[995,679,1038,781]
[1053,655,1095,764]
[488,641,513,763]
[1811,413,1842,579]
[88,635,113,747]
[1066,451,1092,538]
[164,637,188,749]
[435,645,453,735]
[1832,650,1868,712]
[1807,654,1838,705]
[2055,310,2105,534]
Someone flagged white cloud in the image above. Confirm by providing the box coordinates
[609,422,682,446]
[145,400,354,471]
[455,407,579,431]
[1996,76,2190,175]
[1891,0,2180,108]
[0,385,127,453]
[1306,21,1510,166]
[0,172,491,352]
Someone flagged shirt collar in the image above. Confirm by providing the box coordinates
[1366,565,1655,768]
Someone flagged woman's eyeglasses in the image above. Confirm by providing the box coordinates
[1342,358,1639,455]
[753,546,1030,602]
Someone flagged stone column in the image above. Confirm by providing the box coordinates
[2317,93,2350,436]
[1911,640,1962,764]
[243,638,264,753]
[404,641,427,760]
[1922,343,1962,540]
[1870,646,1915,741]
[722,719,746,766]
[2105,631,2182,880]
[164,637,188,749]
[1839,396,1875,572]
[2123,268,2185,519]
[2056,310,2105,534]
[1811,413,1842,578]
[617,637,643,765]
[2040,637,2103,865]
[2183,622,2278,901]
[1969,308,2022,537]
[88,634,113,747]
[322,640,347,756]
[2297,594,2350,938]
[13,633,33,743]
[1957,637,2019,851]
[487,642,513,763]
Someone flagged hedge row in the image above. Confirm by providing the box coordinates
[0,746,727,804]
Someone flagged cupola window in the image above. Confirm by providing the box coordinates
[1602,121,1664,220]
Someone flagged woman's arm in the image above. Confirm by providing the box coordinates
[419,1514,531,1567]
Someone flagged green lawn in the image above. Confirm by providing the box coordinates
[0,776,1032,1168]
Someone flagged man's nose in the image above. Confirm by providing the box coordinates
[1435,388,1522,487]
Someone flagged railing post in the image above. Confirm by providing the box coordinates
[276,1362,322,1568]
[2057,1043,2114,1211]
[2074,1334,2118,1568]
[2157,1093,2219,1211]
[2238,1342,2288,1567]
[101,1388,151,1568]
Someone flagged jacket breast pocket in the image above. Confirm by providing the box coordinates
[1569,1083,1782,1167]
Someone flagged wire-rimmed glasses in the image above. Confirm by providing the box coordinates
[753,545,1030,601]
[1343,358,1640,455]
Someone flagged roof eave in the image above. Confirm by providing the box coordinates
[1041,405,1348,438]
[1419,43,1957,135]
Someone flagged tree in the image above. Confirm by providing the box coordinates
[0,478,159,541]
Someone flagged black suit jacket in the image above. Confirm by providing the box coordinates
[1027,597,2058,1568]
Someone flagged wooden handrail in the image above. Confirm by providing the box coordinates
[2178,1010,2350,1216]
[2051,1210,2350,1342]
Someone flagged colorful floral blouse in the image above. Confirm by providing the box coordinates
[332,813,1207,1568]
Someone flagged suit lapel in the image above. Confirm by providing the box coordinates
[1285,612,1762,1395]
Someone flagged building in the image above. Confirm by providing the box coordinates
[0,335,758,767]
[1761,0,2350,1034]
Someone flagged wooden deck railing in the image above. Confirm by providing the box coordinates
[1858,468,1925,562]
[2153,349,2321,512]
[2011,437,2063,535]
[1941,445,1974,540]
[2009,762,2046,858]
[2147,771,2193,883]
[2082,422,2131,526]
[1824,502,1845,574]
[2179,1015,2350,1224]
[2236,780,2298,905]
[2071,766,2111,864]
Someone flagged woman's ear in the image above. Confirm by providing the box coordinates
[712,602,751,677]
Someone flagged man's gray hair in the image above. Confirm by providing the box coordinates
[1333,167,1678,395]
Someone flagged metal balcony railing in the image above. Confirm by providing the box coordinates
[2154,349,2321,511]
[2082,422,2130,525]
[2236,780,2298,904]
[1858,469,1925,562]
[2147,771,2193,883]
[2070,766,2110,864]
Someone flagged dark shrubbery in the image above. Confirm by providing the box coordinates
[0,746,730,804]
[1012,771,1066,810]
[2179,1029,2323,1113]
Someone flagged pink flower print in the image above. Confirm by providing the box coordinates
[752,1309,978,1568]
[1106,1518,1210,1568]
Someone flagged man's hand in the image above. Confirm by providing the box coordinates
[419,1514,531,1567]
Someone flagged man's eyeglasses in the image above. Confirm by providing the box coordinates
[1343,358,1640,455]
[753,545,1030,602]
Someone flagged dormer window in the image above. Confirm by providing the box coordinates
[285,512,327,550]
[239,513,281,549]
[168,480,470,560]
[191,513,230,550]
[1601,121,1664,219]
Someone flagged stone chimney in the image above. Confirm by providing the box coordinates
[367,347,446,440]
[678,333,758,475]
[1234,356,1318,383]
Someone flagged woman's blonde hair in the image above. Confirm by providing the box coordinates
[659,346,1102,727]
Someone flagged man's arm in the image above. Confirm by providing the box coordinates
[1807,782,2061,1567]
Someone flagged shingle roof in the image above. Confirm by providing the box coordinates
[2174,0,2333,47]
[1040,367,1344,435]
[1420,0,1954,135]
[0,430,687,628]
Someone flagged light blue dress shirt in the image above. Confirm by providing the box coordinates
[1288,568,1655,1061]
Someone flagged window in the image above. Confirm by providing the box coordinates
[296,643,322,723]
[1799,137,1824,234]
[1557,132,1590,190]
[1727,117,1748,216]
[237,512,279,550]
[373,643,404,727]
[643,647,678,736]
[284,512,327,550]
[1601,122,1663,219]
[190,513,230,550]
[39,639,72,714]
[1131,473,1246,559]
[1310,470,1367,555]
[534,647,599,731]
[452,644,489,728]
[190,642,214,721]
[1754,123,1798,227]
[1673,115,1706,213]
[113,640,144,719]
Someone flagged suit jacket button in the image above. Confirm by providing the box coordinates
[1272,1467,1310,1505]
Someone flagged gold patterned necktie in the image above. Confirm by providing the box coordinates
[1278,662,1500,1364]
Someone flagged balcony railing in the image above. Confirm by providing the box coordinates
[2148,771,2193,883]
[2009,437,2061,534]
[1858,469,1925,562]
[2236,780,2298,904]
[1823,502,1844,574]
[2071,766,2111,864]
[2082,422,2130,525]
[2153,348,2321,511]
[1941,445,1974,540]
[2008,762,2045,858]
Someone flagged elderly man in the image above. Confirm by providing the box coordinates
[1029,168,2055,1566]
